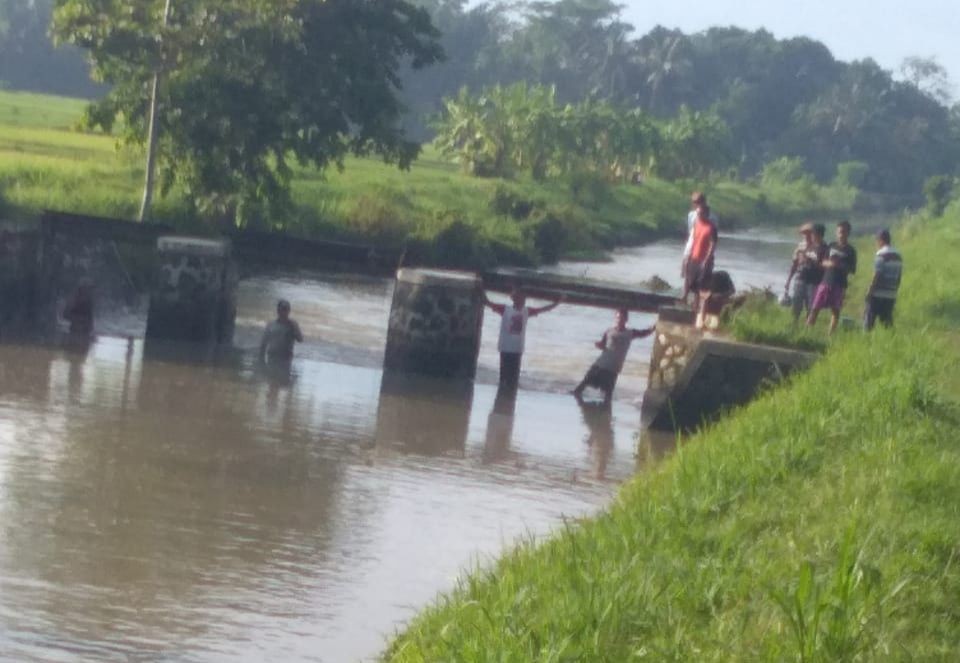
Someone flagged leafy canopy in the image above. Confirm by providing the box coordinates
[53,0,443,226]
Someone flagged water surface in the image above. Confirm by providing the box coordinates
[0,231,792,661]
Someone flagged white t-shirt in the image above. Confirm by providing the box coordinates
[683,210,719,258]
[497,305,530,354]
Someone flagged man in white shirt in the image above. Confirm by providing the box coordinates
[484,288,561,391]
[681,191,719,282]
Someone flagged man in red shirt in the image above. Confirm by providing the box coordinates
[682,204,718,318]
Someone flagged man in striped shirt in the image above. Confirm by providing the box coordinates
[864,229,903,331]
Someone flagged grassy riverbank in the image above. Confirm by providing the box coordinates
[383,212,960,659]
[0,90,855,267]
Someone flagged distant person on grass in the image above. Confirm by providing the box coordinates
[864,229,903,331]
[573,308,654,407]
[259,299,303,365]
[807,220,857,334]
[784,222,828,323]
[484,288,561,391]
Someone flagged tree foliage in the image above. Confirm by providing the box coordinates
[53,0,443,225]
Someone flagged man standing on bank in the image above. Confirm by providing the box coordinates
[784,222,827,323]
[484,288,561,391]
[573,308,655,407]
[683,203,719,316]
[864,229,903,331]
[807,220,857,334]
[681,191,718,288]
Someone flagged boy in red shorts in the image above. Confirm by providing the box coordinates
[807,220,857,334]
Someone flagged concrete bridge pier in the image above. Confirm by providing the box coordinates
[145,237,237,345]
[383,268,485,380]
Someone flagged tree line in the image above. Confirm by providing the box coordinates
[403,0,958,195]
[0,0,957,223]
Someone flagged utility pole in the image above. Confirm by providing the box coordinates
[139,0,173,223]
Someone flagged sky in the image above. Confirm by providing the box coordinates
[496,0,960,94]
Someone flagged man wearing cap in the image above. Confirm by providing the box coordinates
[864,229,903,331]
[681,191,718,285]
[784,222,827,323]
[259,299,304,365]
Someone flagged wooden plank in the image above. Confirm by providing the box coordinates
[481,267,680,313]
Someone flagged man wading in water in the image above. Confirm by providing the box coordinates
[484,288,561,391]
[259,299,304,366]
[573,308,654,407]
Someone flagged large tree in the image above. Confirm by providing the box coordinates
[53,0,443,226]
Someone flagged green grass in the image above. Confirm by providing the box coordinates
[0,90,856,267]
[382,213,960,660]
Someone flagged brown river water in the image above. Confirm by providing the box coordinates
[0,231,793,662]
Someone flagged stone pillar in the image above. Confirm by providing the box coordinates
[145,237,237,345]
[383,268,484,380]
[0,223,39,333]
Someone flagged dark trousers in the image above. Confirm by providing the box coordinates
[499,352,522,390]
[864,296,895,331]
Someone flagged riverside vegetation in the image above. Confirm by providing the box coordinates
[383,207,960,660]
[0,90,857,269]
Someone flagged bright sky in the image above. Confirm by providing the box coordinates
[479,0,958,97]
[619,0,957,89]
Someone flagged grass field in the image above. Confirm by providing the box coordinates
[382,209,960,660]
[0,90,857,267]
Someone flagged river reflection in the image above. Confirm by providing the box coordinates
[0,232,794,661]
[0,338,638,662]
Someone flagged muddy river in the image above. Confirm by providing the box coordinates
[0,231,793,661]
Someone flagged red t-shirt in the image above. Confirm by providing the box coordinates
[690,218,717,263]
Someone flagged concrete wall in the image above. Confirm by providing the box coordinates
[0,223,39,333]
[642,317,818,433]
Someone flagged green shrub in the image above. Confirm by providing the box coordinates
[431,218,493,269]
[922,175,955,217]
[344,195,410,243]
[833,161,870,189]
[489,184,542,220]
[761,156,814,187]
[568,170,609,210]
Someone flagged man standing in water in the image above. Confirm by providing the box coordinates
[62,280,95,338]
[864,229,903,331]
[807,220,857,334]
[784,222,827,323]
[259,299,304,365]
[573,308,654,407]
[484,288,561,391]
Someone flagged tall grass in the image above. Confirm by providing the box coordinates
[383,214,960,660]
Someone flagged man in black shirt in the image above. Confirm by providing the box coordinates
[807,220,857,334]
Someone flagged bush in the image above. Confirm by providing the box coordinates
[488,184,542,220]
[524,206,597,264]
[431,218,493,269]
[923,175,955,217]
[344,195,410,243]
[833,161,869,189]
[568,170,609,210]
[760,156,814,186]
